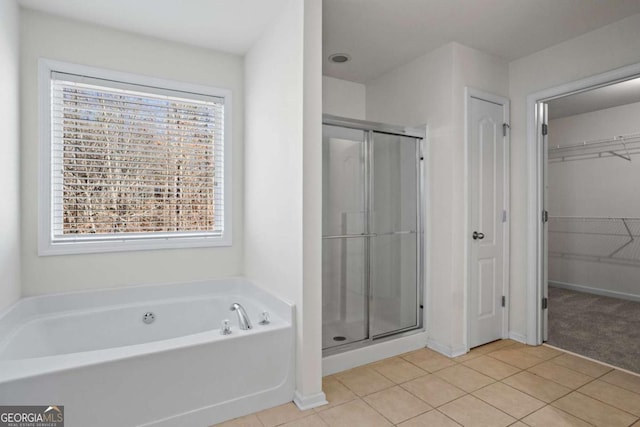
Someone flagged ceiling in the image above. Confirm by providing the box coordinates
[18,0,640,84]
[18,0,288,55]
[323,0,640,83]
[548,77,640,119]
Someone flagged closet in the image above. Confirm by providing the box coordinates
[548,132,640,267]
[544,84,640,373]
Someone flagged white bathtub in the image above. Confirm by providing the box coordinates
[0,278,295,426]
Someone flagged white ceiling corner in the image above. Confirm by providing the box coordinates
[18,0,289,55]
[548,77,640,119]
[16,0,640,83]
[323,0,640,83]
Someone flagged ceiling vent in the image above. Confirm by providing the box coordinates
[328,53,351,64]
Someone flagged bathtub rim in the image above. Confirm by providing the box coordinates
[0,277,295,384]
[0,292,289,359]
[0,276,294,322]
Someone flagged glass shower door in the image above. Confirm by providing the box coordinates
[322,124,369,349]
[370,132,420,338]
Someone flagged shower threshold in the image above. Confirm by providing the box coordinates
[322,321,424,357]
[322,327,428,374]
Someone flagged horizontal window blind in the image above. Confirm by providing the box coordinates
[50,72,225,242]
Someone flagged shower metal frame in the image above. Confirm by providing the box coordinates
[322,114,426,356]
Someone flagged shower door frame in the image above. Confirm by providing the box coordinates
[322,114,426,356]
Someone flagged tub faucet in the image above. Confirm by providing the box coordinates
[230,303,253,330]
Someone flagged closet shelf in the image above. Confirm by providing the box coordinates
[548,132,640,163]
[548,216,640,266]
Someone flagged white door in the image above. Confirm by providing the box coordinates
[468,93,509,348]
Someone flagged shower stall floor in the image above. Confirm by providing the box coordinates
[322,318,400,351]
[322,320,366,349]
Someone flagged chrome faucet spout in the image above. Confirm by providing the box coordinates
[230,303,253,330]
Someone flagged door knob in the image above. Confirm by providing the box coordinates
[472,231,485,240]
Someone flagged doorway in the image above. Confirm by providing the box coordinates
[465,89,510,349]
[528,62,640,373]
[322,115,424,354]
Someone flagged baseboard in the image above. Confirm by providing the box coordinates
[293,391,327,411]
[322,331,428,376]
[549,280,640,303]
[426,338,466,358]
[508,331,527,344]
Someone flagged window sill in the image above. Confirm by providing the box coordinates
[38,235,232,256]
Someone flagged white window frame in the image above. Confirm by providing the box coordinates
[38,59,232,255]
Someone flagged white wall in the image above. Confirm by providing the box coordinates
[366,42,508,354]
[322,76,365,119]
[0,0,21,311]
[302,0,324,406]
[508,12,640,338]
[547,101,640,299]
[245,0,324,405]
[20,10,245,295]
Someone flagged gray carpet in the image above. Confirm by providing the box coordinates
[547,286,640,374]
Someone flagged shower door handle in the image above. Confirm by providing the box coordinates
[472,231,485,240]
[375,230,417,236]
[322,233,378,239]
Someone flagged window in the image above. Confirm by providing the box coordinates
[38,60,231,255]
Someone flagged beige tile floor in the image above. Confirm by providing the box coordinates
[214,340,640,427]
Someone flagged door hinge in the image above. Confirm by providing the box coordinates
[542,297,548,310]
[542,123,548,136]
[501,296,506,307]
[503,123,510,137]
[542,210,548,223]
[502,210,507,223]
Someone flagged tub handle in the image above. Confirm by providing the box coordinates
[220,319,232,335]
[259,311,270,325]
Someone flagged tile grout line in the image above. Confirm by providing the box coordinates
[316,342,638,427]
[368,359,431,384]
[222,343,640,426]
[522,404,598,426]
[420,342,636,426]
[394,407,464,427]
[448,391,520,424]
[398,351,461,373]
[495,355,640,424]
[544,343,640,379]
[433,408,465,427]
[462,351,575,416]
[392,368,470,411]
[386,344,536,423]
[545,353,615,379]
[460,355,525,380]
[359,391,421,426]
[526,362,599,389]
[578,376,640,408]
[568,389,640,421]
[514,361,640,416]
[390,363,522,425]
[482,348,549,370]
[469,381,545,421]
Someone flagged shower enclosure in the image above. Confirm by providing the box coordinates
[322,115,424,353]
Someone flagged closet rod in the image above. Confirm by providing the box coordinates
[549,132,640,152]
[548,132,640,162]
